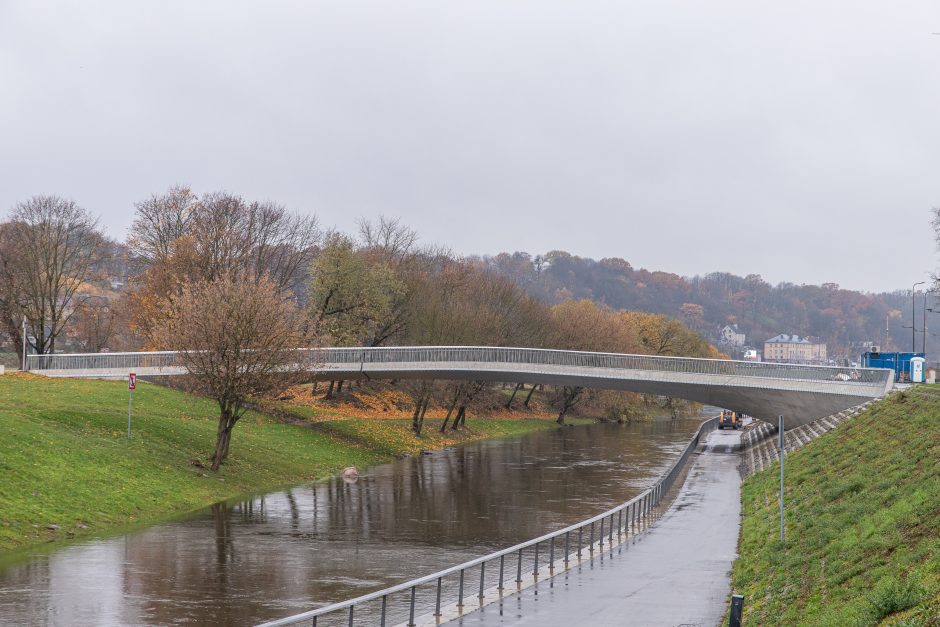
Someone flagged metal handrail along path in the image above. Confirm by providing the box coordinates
[255,416,719,627]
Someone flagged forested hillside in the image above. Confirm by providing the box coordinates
[474,251,916,361]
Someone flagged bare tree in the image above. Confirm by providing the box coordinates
[194,194,320,290]
[128,189,320,292]
[152,275,315,470]
[357,215,418,265]
[127,185,198,266]
[0,223,26,362]
[0,196,102,355]
[71,295,116,352]
[129,190,321,343]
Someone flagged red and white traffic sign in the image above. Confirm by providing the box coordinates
[128,373,137,390]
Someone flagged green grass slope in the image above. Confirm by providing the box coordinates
[0,374,554,555]
[732,388,940,625]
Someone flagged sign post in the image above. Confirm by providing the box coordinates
[127,373,136,440]
[21,316,27,371]
[779,414,785,543]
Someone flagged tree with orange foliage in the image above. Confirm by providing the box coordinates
[152,275,314,471]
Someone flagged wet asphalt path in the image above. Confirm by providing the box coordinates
[451,428,743,627]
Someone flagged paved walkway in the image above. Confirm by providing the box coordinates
[451,429,743,627]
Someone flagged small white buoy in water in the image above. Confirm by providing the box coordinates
[341,467,360,483]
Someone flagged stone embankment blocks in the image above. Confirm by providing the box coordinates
[738,401,873,477]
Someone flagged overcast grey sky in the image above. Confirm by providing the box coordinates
[2,1,939,292]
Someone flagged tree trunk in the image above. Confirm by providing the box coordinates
[337,380,344,394]
[311,381,318,396]
[556,386,584,425]
[441,386,462,432]
[452,406,466,430]
[324,380,335,400]
[412,394,425,435]
[506,382,524,409]
[523,384,537,408]
[211,409,236,471]
[420,396,430,419]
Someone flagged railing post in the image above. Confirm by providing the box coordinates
[577,527,583,558]
[564,531,570,565]
[348,606,353,627]
[599,517,604,549]
[516,549,523,584]
[548,536,555,571]
[435,577,443,616]
[408,587,416,626]
[498,555,505,590]
[381,595,388,627]
[533,541,539,576]
[617,509,623,536]
[458,568,465,607]
[608,513,614,543]
[479,562,486,599]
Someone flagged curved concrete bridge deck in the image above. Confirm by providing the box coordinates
[26,346,894,428]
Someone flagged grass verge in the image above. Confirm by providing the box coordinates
[0,374,556,555]
[731,387,940,625]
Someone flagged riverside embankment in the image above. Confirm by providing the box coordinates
[0,373,562,554]
[732,387,940,625]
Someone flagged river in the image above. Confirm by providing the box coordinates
[0,416,705,626]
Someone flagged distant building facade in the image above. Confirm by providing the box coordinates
[718,324,746,348]
[763,334,827,364]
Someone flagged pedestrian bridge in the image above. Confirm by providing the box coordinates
[26,347,893,427]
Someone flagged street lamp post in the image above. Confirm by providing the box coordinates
[913,281,925,353]
[926,305,940,357]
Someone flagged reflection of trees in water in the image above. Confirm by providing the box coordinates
[0,419,702,626]
[299,421,696,546]
[0,556,52,619]
[212,502,233,569]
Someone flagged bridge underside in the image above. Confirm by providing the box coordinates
[312,364,879,428]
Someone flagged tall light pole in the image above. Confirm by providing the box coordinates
[924,291,934,356]
[913,281,925,353]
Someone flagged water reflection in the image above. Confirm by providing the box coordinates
[0,418,702,625]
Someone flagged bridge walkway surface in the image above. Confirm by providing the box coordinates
[449,428,743,627]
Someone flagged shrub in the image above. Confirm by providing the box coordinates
[868,573,925,621]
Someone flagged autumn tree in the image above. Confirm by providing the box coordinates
[308,234,405,346]
[355,216,423,347]
[152,275,314,470]
[0,196,103,356]
[624,311,715,357]
[128,189,320,342]
[548,300,637,424]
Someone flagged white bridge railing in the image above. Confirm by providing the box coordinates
[26,346,892,387]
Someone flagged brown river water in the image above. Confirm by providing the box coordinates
[0,416,706,626]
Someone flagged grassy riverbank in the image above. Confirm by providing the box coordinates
[0,374,557,555]
[732,388,940,625]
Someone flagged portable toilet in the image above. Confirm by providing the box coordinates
[911,356,926,383]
